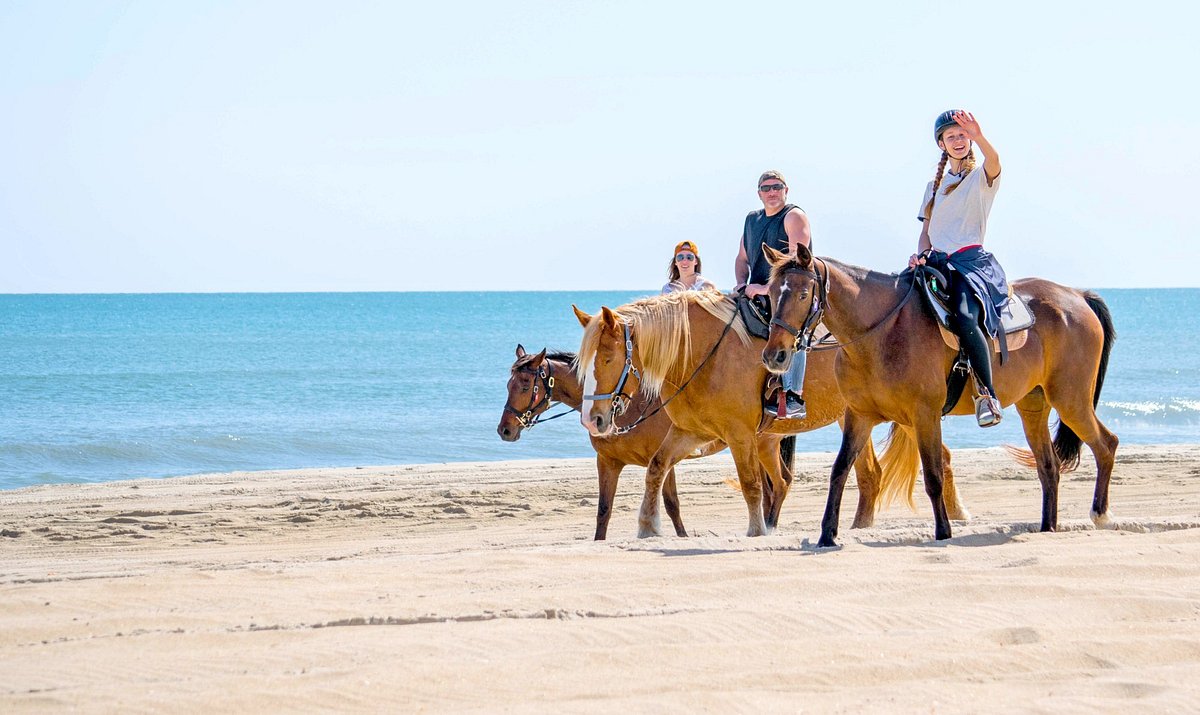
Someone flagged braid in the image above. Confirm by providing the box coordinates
[942,147,976,197]
[923,151,949,221]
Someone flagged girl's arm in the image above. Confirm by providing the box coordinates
[954,110,1001,183]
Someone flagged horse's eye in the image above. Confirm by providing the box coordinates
[521,385,530,392]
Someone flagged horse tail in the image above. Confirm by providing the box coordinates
[878,423,921,510]
[1047,291,1117,473]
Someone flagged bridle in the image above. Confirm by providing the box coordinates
[582,321,640,419]
[770,257,916,354]
[770,261,830,355]
[503,360,575,430]
[582,307,738,437]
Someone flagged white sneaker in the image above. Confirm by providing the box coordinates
[975,395,1003,428]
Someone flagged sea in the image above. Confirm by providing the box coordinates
[1,290,1197,491]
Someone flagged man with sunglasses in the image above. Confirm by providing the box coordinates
[734,170,812,419]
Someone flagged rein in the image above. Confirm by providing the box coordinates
[504,361,579,430]
[773,258,917,353]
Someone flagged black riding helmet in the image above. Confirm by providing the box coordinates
[934,109,963,144]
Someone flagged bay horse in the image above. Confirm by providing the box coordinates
[498,344,726,540]
[573,290,954,537]
[760,244,1118,546]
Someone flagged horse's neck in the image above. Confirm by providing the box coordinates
[547,359,583,409]
[823,261,907,349]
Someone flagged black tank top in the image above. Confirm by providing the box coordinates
[742,204,805,286]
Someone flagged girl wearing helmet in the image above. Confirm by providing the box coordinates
[908,110,1009,428]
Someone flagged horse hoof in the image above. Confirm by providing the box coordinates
[817,534,838,548]
[1090,509,1115,529]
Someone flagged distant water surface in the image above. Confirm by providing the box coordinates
[0,289,1196,490]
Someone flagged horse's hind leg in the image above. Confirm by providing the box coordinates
[850,440,881,529]
[1016,388,1061,531]
[594,455,624,541]
[755,436,789,531]
[1050,391,1120,528]
[662,467,688,537]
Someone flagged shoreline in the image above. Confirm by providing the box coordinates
[3,444,1200,711]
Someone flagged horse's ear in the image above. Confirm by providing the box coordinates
[515,344,527,359]
[763,243,788,266]
[572,304,592,328]
[795,243,813,267]
[600,306,618,329]
[530,348,547,367]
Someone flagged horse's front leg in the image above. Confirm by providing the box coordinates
[638,427,706,538]
[819,410,877,547]
[914,413,952,540]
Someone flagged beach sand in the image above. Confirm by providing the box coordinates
[2,445,1200,712]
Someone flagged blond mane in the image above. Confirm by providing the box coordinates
[576,291,750,400]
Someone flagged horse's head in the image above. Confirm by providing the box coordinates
[761,243,823,374]
[497,344,551,442]
[574,304,641,438]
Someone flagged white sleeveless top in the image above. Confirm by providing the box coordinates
[662,275,719,294]
[917,163,1000,254]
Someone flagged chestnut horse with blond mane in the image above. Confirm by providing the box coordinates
[761,244,1118,547]
[573,290,963,537]
[498,345,727,539]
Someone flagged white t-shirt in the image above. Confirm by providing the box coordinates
[917,163,1000,254]
[662,275,719,294]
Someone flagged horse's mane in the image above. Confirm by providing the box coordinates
[514,350,575,372]
[769,255,903,295]
[576,291,750,400]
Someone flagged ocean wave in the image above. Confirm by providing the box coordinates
[1101,399,1200,423]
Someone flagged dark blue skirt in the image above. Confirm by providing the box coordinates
[934,246,1010,339]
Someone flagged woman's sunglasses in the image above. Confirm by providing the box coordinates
[675,252,697,261]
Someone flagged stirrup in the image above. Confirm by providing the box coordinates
[974,395,1003,428]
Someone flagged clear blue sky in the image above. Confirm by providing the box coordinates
[3,1,1197,292]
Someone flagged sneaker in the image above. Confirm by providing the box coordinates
[974,395,1003,428]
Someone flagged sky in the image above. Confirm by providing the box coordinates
[2,1,1198,293]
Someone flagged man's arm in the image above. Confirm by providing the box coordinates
[783,210,812,253]
[734,238,749,290]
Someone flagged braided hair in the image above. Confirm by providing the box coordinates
[922,148,977,221]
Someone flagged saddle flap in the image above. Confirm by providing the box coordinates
[736,293,772,340]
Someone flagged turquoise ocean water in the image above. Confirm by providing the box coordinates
[1,290,1197,490]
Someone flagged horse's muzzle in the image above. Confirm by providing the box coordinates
[762,345,793,375]
[497,421,521,442]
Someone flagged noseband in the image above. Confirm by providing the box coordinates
[770,261,829,353]
[582,321,640,417]
[504,362,556,429]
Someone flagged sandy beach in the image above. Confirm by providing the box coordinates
[2,444,1199,712]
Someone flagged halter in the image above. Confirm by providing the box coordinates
[582,321,641,418]
[504,360,571,430]
[770,261,829,354]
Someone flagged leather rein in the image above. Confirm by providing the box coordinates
[771,258,917,354]
[584,309,738,436]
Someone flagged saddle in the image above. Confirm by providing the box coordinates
[914,265,1036,415]
[735,292,773,340]
[917,266,1035,353]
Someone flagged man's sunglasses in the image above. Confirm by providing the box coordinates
[675,252,697,261]
[758,183,786,193]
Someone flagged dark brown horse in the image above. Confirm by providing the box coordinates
[498,345,726,540]
[573,290,950,537]
[761,244,1118,546]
